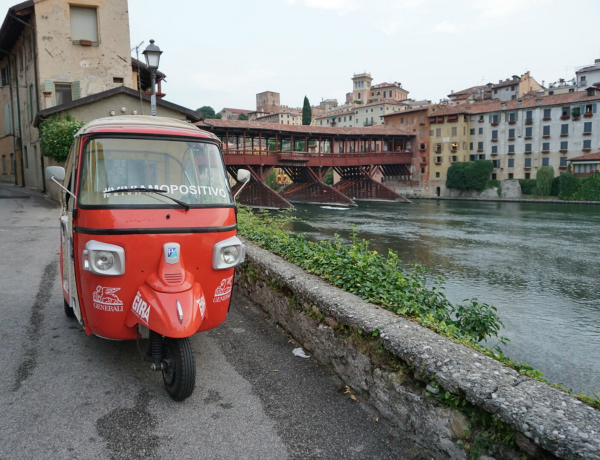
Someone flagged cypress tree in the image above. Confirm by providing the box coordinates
[302,96,312,125]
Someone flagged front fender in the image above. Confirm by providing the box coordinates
[125,283,207,338]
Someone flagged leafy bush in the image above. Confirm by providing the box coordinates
[574,172,600,201]
[535,166,554,196]
[39,115,86,162]
[558,173,581,200]
[446,160,493,192]
[238,207,505,344]
[550,176,560,197]
[518,179,536,195]
[323,169,334,185]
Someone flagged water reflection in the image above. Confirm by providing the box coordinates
[289,200,600,396]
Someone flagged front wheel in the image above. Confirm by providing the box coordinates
[162,337,196,401]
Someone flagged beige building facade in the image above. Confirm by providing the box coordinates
[0,0,133,188]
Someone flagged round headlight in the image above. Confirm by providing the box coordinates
[94,251,114,271]
[221,246,239,265]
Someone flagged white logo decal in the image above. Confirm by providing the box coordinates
[103,185,227,198]
[197,295,206,318]
[132,291,151,323]
[213,276,233,303]
[93,286,123,312]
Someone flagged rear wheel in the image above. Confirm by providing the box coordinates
[162,337,196,401]
[64,299,75,318]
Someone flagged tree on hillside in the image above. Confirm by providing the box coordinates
[238,113,249,121]
[195,106,221,119]
[302,96,312,125]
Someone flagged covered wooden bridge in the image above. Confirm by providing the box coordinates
[195,119,415,208]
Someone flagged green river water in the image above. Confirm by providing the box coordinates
[288,199,600,396]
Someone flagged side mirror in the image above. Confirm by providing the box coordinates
[237,169,251,183]
[46,166,65,182]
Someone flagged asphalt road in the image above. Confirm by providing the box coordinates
[0,183,432,460]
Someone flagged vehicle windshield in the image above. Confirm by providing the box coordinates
[79,137,233,207]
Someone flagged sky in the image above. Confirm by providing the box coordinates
[128,0,600,113]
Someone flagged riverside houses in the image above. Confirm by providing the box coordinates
[467,88,600,182]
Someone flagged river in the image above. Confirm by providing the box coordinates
[288,199,600,396]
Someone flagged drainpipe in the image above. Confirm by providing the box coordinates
[10,10,43,191]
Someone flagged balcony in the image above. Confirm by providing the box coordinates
[543,117,551,121]
[524,136,532,140]
[584,112,593,118]
[525,119,533,125]
[583,131,592,136]
[508,137,515,141]
[560,133,569,137]
[543,135,550,139]
[491,138,498,142]
[491,122,499,126]
[560,115,570,120]
[508,120,516,125]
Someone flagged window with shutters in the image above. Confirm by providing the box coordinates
[542,157,549,167]
[70,6,99,44]
[4,104,11,135]
[0,65,9,87]
[55,84,73,105]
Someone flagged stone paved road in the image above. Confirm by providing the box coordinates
[0,183,432,460]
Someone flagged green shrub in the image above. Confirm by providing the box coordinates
[39,114,86,162]
[238,207,505,344]
[446,160,493,192]
[518,179,536,195]
[323,169,334,185]
[550,176,560,196]
[574,172,600,201]
[558,173,581,200]
[264,170,277,190]
[535,166,554,196]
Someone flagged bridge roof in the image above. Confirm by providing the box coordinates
[196,119,414,137]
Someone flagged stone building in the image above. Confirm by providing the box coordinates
[314,100,405,128]
[255,111,302,125]
[0,0,133,188]
[449,72,543,104]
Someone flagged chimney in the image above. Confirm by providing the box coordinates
[535,98,542,106]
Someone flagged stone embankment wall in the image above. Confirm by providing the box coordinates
[237,240,600,460]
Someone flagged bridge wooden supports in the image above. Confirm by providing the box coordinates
[333,165,411,203]
[228,166,294,209]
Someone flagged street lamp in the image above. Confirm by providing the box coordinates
[142,39,163,116]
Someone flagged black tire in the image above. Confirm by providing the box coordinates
[64,299,75,318]
[162,337,196,401]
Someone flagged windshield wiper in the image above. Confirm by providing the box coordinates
[104,187,190,211]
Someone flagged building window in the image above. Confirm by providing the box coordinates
[492,161,500,169]
[543,125,550,136]
[525,110,533,122]
[469,142,473,150]
[508,173,514,179]
[400,117,404,124]
[435,156,442,163]
[25,145,30,169]
[435,143,442,153]
[561,124,569,135]
[477,141,483,150]
[560,141,568,151]
[525,143,532,152]
[451,142,458,152]
[0,66,9,87]
[560,157,567,167]
[584,121,592,133]
[55,84,73,105]
[349,116,352,121]
[562,106,570,117]
[489,114,500,123]
[435,172,440,178]
[583,139,592,149]
[470,128,475,135]
[478,127,483,135]
[508,128,515,139]
[542,142,550,151]
[525,127,533,137]
[508,144,515,153]
[585,103,597,114]
[543,108,551,119]
[491,145,498,154]
[508,158,515,168]
[542,157,550,167]
[491,130,498,140]
[507,112,517,122]
[524,158,531,168]
[451,127,457,136]
[70,6,99,43]
[435,128,441,137]
[524,173,530,179]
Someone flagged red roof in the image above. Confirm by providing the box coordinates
[220,108,252,114]
[466,91,600,114]
[568,152,600,162]
[195,119,414,136]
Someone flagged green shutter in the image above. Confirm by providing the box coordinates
[593,103,597,114]
[44,80,55,106]
[72,81,80,100]
[4,104,11,135]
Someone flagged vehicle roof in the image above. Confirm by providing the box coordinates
[76,115,219,141]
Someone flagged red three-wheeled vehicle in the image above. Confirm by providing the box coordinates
[46,116,250,400]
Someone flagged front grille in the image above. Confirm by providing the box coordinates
[164,272,184,285]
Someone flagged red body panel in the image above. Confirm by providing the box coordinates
[73,208,236,339]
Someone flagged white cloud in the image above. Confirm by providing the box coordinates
[287,0,356,10]
[193,68,276,92]
[433,20,463,34]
